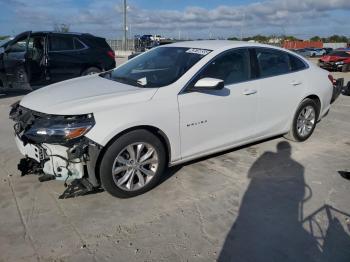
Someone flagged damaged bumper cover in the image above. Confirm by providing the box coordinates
[9,102,102,187]
[318,60,349,71]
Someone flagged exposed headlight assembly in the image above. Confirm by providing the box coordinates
[23,114,95,144]
[335,61,344,65]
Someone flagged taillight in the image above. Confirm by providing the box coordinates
[107,50,115,59]
[328,74,335,85]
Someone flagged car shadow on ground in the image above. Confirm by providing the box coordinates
[338,171,350,180]
[158,135,285,186]
[217,141,350,262]
[57,164,183,199]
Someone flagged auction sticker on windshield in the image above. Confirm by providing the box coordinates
[186,48,211,56]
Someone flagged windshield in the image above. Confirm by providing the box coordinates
[101,47,211,88]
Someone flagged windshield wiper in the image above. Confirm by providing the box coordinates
[113,76,144,87]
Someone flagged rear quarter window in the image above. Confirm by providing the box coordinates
[288,54,307,71]
[85,37,111,50]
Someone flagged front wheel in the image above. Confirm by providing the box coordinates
[99,130,166,198]
[284,99,319,142]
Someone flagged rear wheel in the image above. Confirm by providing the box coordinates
[99,130,166,198]
[284,99,319,142]
[81,67,101,76]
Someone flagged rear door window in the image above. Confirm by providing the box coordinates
[49,35,74,51]
[256,48,291,77]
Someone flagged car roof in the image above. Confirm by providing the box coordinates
[165,40,283,51]
[24,31,97,38]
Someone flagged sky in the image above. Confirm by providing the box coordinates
[0,0,350,39]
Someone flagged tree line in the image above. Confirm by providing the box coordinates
[228,34,349,43]
[0,35,9,40]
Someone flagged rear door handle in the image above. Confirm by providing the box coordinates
[291,81,302,86]
[243,89,257,95]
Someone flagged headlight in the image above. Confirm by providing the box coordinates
[335,61,344,65]
[23,114,95,144]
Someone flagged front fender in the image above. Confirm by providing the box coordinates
[85,98,181,162]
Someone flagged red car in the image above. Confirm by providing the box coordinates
[318,50,350,72]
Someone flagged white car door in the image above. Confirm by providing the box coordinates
[253,48,306,137]
[178,48,260,159]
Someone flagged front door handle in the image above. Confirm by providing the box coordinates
[243,89,257,95]
[291,81,302,86]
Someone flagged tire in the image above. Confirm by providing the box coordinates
[99,129,167,198]
[284,99,319,142]
[81,67,101,76]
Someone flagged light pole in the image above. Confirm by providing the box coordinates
[240,12,246,40]
[123,0,127,51]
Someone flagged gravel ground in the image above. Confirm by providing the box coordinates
[0,58,349,262]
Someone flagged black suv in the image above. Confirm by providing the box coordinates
[0,31,116,91]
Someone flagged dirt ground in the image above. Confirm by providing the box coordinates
[0,58,349,262]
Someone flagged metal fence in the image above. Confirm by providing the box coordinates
[106,39,135,51]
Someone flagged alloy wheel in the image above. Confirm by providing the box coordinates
[112,142,159,191]
[296,105,316,137]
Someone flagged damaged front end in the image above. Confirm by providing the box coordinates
[9,101,102,195]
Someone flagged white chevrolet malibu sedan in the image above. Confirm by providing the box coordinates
[10,41,333,198]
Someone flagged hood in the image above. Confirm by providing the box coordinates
[20,75,158,115]
[320,55,344,62]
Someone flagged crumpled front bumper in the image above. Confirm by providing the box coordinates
[15,135,85,181]
[10,103,102,187]
[319,61,347,71]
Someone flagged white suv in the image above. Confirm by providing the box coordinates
[10,41,333,198]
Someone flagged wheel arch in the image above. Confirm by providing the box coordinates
[285,94,322,133]
[80,65,103,76]
[93,125,172,183]
[304,94,321,117]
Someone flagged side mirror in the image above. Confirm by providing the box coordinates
[193,77,224,91]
